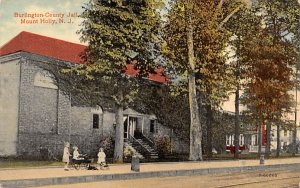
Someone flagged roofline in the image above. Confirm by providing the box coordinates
[0,31,86,49]
[0,51,74,67]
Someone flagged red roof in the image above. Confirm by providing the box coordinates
[0,31,86,64]
[126,63,167,83]
[0,31,167,83]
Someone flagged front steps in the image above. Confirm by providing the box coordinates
[124,137,159,160]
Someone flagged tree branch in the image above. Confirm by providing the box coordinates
[217,4,242,30]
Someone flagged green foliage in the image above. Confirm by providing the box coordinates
[132,84,190,141]
[57,0,163,109]
[67,0,165,163]
[162,0,252,161]
[78,0,163,77]
[257,0,300,39]
[163,0,242,108]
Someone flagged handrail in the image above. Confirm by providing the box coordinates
[141,133,154,147]
[129,134,152,153]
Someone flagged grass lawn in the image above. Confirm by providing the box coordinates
[0,159,63,169]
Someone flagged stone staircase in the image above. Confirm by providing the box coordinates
[125,136,159,160]
[135,138,159,159]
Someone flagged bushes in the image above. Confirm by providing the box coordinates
[99,136,115,158]
[154,135,172,158]
[123,144,135,159]
[123,143,144,160]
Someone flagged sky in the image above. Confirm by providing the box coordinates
[0,0,87,46]
[1,0,299,47]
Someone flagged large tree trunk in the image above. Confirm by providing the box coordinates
[276,123,280,157]
[113,91,124,163]
[188,73,202,161]
[234,85,240,159]
[265,122,271,158]
[206,104,213,159]
[186,3,203,161]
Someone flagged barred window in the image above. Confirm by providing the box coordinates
[91,106,103,129]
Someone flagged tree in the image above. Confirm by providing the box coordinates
[291,3,300,156]
[162,0,203,161]
[241,0,299,157]
[60,0,164,163]
[163,0,249,160]
[241,28,296,156]
[224,1,261,158]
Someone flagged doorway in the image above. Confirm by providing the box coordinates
[124,116,137,139]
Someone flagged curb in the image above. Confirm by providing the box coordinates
[0,163,300,188]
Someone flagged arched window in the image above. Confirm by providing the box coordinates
[91,106,103,129]
[34,71,58,89]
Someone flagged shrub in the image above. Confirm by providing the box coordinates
[123,143,144,160]
[99,136,115,158]
[154,135,172,158]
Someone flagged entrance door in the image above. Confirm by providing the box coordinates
[129,117,137,137]
[124,116,138,139]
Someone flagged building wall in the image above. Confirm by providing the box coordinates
[17,60,62,157]
[0,60,20,156]
[102,111,115,136]
[69,106,115,157]
[15,59,120,158]
[1,55,188,158]
[143,116,189,154]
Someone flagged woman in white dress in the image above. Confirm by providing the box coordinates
[62,142,70,171]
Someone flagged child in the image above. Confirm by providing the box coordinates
[73,146,84,160]
[97,148,107,169]
[62,142,70,171]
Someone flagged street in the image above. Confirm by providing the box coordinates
[37,169,300,188]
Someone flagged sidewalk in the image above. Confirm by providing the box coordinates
[0,158,300,187]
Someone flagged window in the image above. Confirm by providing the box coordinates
[226,135,234,145]
[93,114,99,129]
[91,106,103,129]
[150,120,155,133]
[226,135,230,145]
[251,135,258,146]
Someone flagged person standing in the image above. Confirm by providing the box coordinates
[97,148,106,169]
[62,142,70,171]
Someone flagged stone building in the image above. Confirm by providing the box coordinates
[0,31,189,159]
